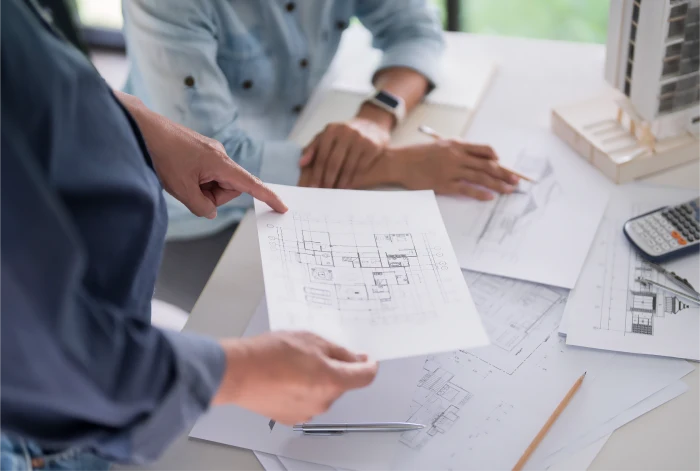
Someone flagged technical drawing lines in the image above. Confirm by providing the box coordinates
[400,358,473,450]
[265,211,454,325]
[475,153,561,248]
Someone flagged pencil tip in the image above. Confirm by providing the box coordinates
[583,371,587,377]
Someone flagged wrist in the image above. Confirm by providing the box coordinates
[355,102,395,132]
[211,339,249,405]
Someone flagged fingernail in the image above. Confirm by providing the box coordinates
[207,209,217,219]
[357,353,368,361]
[510,175,519,184]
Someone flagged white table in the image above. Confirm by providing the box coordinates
[128,31,699,470]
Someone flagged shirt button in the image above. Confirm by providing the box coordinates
[242,79,254,89]
[299,58,308,68]
[292,104,303,114]
[336,20,347,30]
[184,76,195,87]
[286,2,295,12]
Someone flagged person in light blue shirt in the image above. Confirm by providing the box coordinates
[124,0,520,242]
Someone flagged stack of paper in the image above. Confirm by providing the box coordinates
[187,29,696,469]
[191,184,695,471]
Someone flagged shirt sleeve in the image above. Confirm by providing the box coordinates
[0,119,225,464]
[122,0,301,192]
[355,0,446,88]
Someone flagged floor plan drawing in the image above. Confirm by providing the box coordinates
[461,271,569,374]
[255,185,488,360]
[264,211,449,325]
[565,185,700,360]
[400,358,473,450]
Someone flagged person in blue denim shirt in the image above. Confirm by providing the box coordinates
[124,0,521,241]
[1,0,378,468]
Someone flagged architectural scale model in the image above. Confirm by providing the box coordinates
[553,0,699,183]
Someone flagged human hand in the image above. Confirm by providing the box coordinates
[115,91,286,218]
[213,332,378,424]
[386,139,520,200]
[299,116,391,189]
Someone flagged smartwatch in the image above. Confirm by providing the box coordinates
[365,90,406,125]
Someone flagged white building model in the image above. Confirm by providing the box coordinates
[553,0,700,183]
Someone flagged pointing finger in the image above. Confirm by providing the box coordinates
[218,161,288,213]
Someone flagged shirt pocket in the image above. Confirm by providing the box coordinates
[217,39,276,118]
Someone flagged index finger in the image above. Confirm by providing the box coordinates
[458,142,498,160]
[220,161,288,213]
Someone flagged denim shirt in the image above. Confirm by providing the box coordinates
[1,0,224,464]
[123,0,445,239]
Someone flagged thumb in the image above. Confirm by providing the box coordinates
[184,186,218,219]
[329,359,379,390]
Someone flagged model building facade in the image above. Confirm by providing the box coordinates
[605,0,699,140]
[552,0,700,183]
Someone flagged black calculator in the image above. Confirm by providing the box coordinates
[623,198,700,262]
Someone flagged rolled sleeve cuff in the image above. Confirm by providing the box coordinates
[110,330,225,464]
[374,40,444,91]
[258,140,302,186]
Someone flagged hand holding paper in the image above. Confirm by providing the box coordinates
[213,332,377,424]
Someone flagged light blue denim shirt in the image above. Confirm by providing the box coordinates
[123,0,445,239]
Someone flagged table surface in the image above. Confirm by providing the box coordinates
[129,29,700,470]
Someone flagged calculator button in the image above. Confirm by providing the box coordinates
[661,243,670,250]
[652,246,663,254]
[670,240,679,248]
[654,236,664,243]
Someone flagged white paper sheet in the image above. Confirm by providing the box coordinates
[546,434,611,471]
[565,185,700,361]
[533,379,689,469]
[259,435,610,471]
[259,375,687,471]
[190,300,425,470]
[264,273,691,471]
[330,26,497,110]
[255,452,286,471]
[254,184,489,360]
[437,128,612,288]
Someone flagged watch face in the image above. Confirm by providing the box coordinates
[375,91,399,109]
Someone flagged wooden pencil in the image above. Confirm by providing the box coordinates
[511,372,587,471]
[417,125,537,183]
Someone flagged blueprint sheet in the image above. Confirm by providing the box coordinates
[437,128,612,288]
[254,184,488,360]
[565,185,700,361]
[195,272,693,471]
[189,300,425,470]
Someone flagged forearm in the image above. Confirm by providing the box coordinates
[350,148,405,189]
[355,67,430,131]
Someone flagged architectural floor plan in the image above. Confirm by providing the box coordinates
[565,185,700,360]
[255,185,488,360]
[264,212,447,325]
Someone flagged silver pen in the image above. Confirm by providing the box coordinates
[636,277,700,306]
[293,422,425,435]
